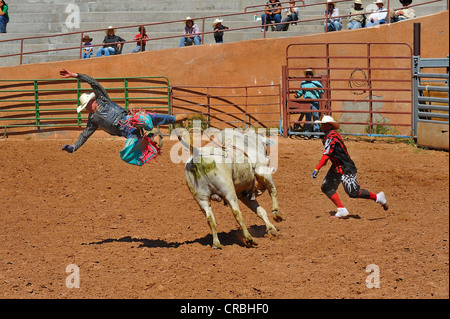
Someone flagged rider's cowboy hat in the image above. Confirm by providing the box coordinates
[77,92,96,113]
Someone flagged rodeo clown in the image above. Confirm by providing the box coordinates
[312,115,389,218]
[59,69,186,166]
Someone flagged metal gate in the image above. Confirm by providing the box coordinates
[412,55,449,136]
[282,42,414,138]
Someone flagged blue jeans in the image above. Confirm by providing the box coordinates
[96,47,116,57]
[325,21,342,32]
[121,113,176,139]
[81,51,93,59]
[261,13,282,30]
[305,101,320,134]
[276,13,299,31]
[132,45,146,53]
[179,36,201,47]
[365,19,386,27]
[0,15,9,33]
[346,21,362,30]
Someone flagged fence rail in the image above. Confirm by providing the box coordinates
[412,56,449,132]
[171,84,282,132]
[0,76,171,137]
[0,79,282,137]
[282,42,414,138]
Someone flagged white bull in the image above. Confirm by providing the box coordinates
[180,129,283,249]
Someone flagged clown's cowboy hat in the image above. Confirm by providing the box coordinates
[315,115,340,130]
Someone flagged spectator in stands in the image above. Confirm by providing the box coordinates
[324,0,342,32]
[81,35,94,59]
[261,0,282,32]
[276,0,299,31]
[390,0,416,22]
[96,26,126,57]
[132,26,149,53]
[212,19,229,43]
[0,0,9,33]
[346,0,365,30]
[179,17,202,47]
[365,0,388,27]
[296,68,324,138]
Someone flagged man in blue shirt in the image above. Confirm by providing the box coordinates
[296,68,325,138]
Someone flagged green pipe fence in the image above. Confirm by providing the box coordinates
[0,76,171,137]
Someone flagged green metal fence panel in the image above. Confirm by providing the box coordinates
[0,76,171,137]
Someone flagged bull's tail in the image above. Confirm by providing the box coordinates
[174,128,203,158]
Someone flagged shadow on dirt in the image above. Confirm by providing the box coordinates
[82,224,268,249]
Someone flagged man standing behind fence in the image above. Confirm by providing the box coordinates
[296,68,324,138]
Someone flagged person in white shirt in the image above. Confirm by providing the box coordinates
[324,0,342,32]
[390,0,416,22]
[365,0,388,27]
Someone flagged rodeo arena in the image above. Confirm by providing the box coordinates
[0,0,449,308]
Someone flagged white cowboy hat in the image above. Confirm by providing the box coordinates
[315,115,340,129]
[212,18,223,27]
[374,0,384,4]
[105,26,115,34]
[77,92,96,113]
[354,0,363,4]
[185,17,194,24]
[304,68,314,75]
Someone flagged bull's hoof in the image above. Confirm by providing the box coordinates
[272,210,284,222]
[212,243,223,250]
[244,238,258,248]
[266,228,279,238]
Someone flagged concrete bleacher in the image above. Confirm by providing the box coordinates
[0,0,447,66]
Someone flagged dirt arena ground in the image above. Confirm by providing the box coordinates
[0,135,448,300]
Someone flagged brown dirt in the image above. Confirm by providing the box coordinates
[0,136,448,299]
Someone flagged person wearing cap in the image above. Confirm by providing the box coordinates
[276,0,299,31]
[365,0,388,27]
[212,18,229,43]
[261,0,282,32]
[296,68,324,138]
[346,0,365,30]
[312,115,389,218]
[324,0,342,32]
[96,26,126,57]
[58,69,187,164]
[390,0,416,22]
[81,35,94,59]
[179,17,202,47]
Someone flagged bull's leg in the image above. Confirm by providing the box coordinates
[225,195,258,248]
[197,199,222,249]
[241,197,279,238]
[256,173,283,222]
